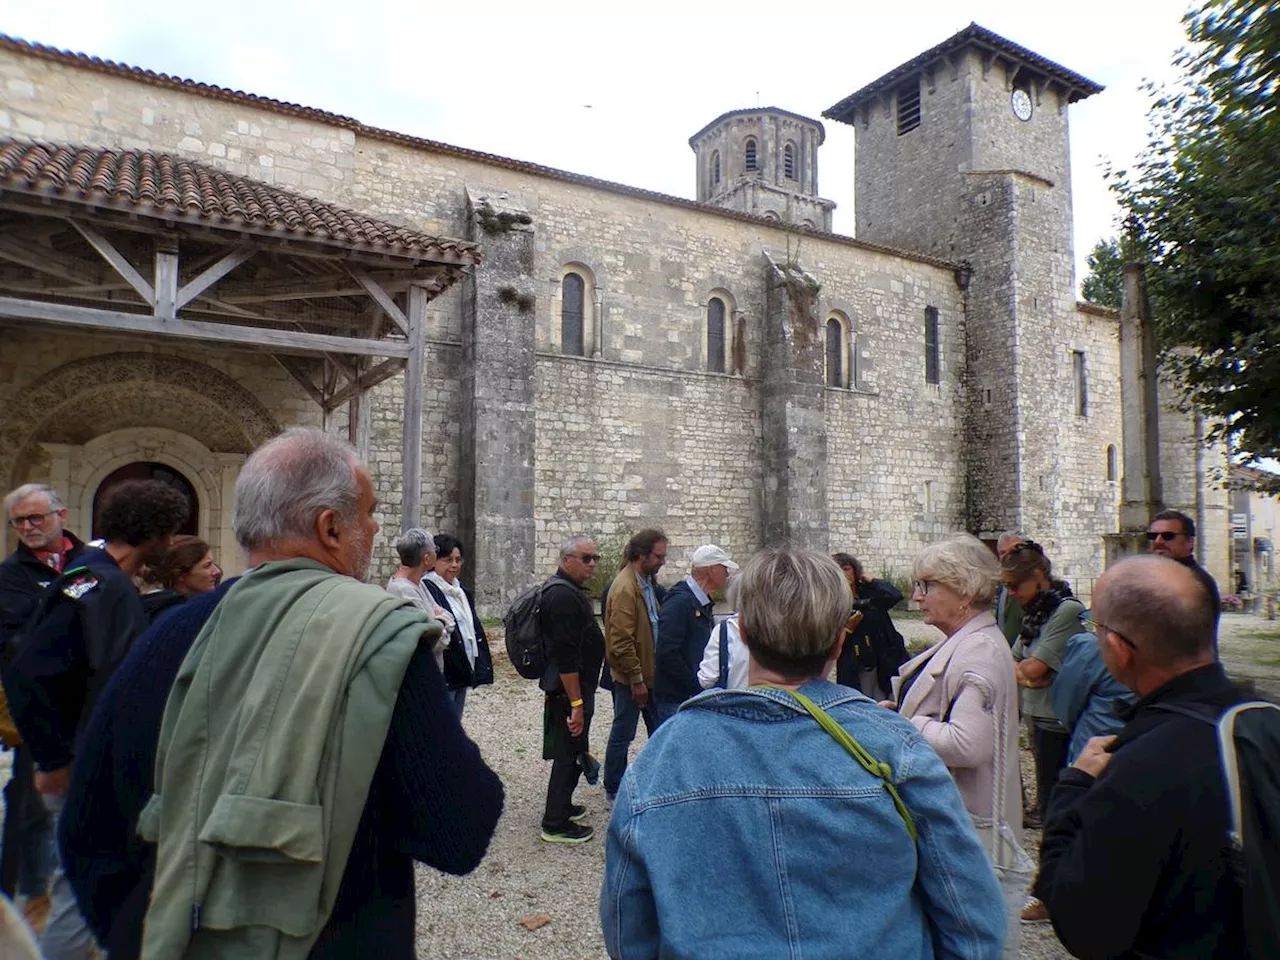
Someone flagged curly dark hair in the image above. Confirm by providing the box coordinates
[831,552,866,583]
[97,479,190,546]
[150,535,211,589]
[433,533,465,559]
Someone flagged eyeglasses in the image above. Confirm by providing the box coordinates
[912,579,940,595]
[573,553,600,564]
[1080,613,1137,649]
[9,511,55,529]
[1146,531,1184,542]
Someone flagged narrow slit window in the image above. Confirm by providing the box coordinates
[1106,444,1118,482]
[711,151,721,186]
[924,306,940,384]
[825,318,844,387]
[744,138,758,172]
[1073,350,1088,416]
[561,272,585,356]
[784,142,796,180]
[897,80,921,135]
[707,298,726,373]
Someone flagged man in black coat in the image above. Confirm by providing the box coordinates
[1148,509,1221,625]
[653,544,736,722]
[1035,555,1246,958]
[0,483,87,913]
[539,535,605,843]
[3,478,188,957]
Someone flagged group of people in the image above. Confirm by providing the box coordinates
[0,422,1258,959]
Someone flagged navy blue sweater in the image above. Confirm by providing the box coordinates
[653,579,714,703]
[60,577,504,959]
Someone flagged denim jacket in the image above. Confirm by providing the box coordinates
[601,681,1006,959]
[1051,632,1134,763]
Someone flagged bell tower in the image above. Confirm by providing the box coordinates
[689,108,836,230]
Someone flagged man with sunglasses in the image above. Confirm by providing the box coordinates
[539,535,606,844]
[1148,509,1220,627]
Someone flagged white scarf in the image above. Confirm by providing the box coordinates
[426,571,477,666]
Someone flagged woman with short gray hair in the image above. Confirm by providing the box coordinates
[603,546,1004,958]
[385,527,452,672]
[889,533,1024,955]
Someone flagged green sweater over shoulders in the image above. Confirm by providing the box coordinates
[139,558,441,960]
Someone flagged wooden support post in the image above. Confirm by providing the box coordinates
[154,245,179,319]
[400,284,427,530]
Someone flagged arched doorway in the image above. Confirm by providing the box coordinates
[91,461,199,538]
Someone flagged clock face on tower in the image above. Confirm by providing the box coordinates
[1011,88,1033,122]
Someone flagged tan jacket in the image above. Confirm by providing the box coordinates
[892,612,1021,839]
[605,566,655,687]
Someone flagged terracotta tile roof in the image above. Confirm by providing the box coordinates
[824,23,1103,123]
[0,34,963,274]
[0,138,480,264]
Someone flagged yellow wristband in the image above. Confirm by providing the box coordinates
[570,698,584,708]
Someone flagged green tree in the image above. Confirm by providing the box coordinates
[1081,237,1124,308]
[1112,0,1280,465]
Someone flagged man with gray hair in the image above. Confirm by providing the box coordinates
[538,534,605,843]
[138,428,503,958]
[1035,555,1246,958]
[0,483,87,928]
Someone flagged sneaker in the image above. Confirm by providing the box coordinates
[568,804,589,823]
[1020,897,1050,924]
[540,822,594,844]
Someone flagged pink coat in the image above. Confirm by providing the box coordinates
[892,611,1022,838]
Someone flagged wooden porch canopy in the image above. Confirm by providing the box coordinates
[0,139,481,527]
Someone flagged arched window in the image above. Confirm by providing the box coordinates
[1106,444,1118,482]
[744,138,758,172]
[561,272,585,356]
[707,297,726,373]
[825,317,845,388]
[711,151,721,187]
[784,142,796,180]
[93,461,198,538]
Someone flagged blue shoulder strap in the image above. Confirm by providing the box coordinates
[717,620,730,689]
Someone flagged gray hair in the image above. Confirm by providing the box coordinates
[3,483,64,516]
[396,527,436,567]
[738,546,852,681]
[559,534,593,559]
[997,531,1026,550]
[233,428,361,552]
[912,533,1001,606]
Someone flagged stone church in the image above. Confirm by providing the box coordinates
[0,23,1228,609]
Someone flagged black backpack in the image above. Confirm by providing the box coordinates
[503,580,550,680]
[1155,699,1280,958]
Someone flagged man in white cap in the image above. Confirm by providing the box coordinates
[653,545,738,722]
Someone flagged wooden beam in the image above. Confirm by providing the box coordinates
[273,354,328,408]
[0,236,101,285]
[401,284,427,528]
[176,247,255,309]
[154,247,178,319]
[0,296,411,358]
[325,357,407,411]
[350,267,409,335]
[71,221,155,305]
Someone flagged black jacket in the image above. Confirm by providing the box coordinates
[0,532,88,651]
[2,546,149,771]
[1036,663,1245,959]
[654,579,714,703]
[538,571,604,696]
[139,589,185,623]
[420,579,494,690]
[835,579,909,696]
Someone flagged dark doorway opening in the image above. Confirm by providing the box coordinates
[92,461,198,539]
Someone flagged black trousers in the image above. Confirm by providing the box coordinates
[543,691,595,830]
[1031,721,1071,822]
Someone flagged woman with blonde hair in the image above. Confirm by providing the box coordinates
[889,533,1026,956]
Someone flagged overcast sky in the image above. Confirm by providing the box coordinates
[0,0,1191,290]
